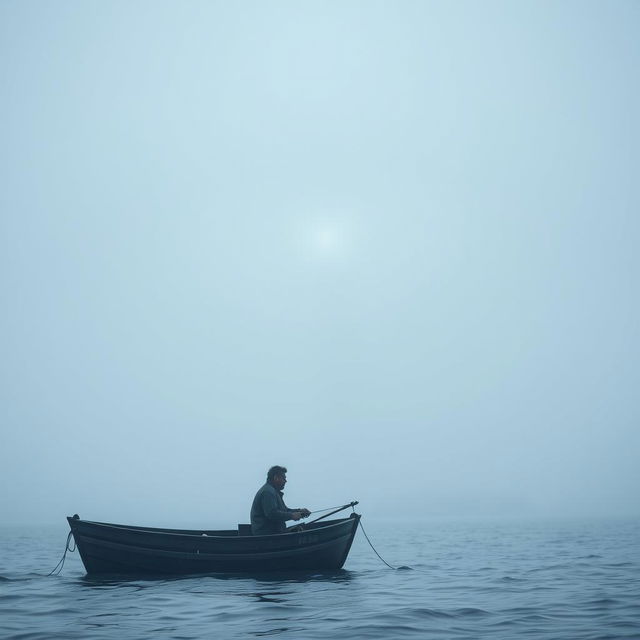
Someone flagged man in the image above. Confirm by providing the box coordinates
[250,465,311,535]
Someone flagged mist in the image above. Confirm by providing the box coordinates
[1,1,638,527]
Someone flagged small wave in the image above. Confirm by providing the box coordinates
[503,606,538,615]
[2,634,69,640]
[526,563,572,573]
[0,594,24,602]
[0,574,40,583]
[454,607,491,617]
[31,608,80,617]
[586,598,620,607]
[255,627,303,637]
[513,613,555,623]
[341,622,426,636]
[404,607,453,619]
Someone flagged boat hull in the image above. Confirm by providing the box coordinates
[67,514,360,575]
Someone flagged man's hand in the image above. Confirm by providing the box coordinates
[300,508,311,517]
[291,511,304,521]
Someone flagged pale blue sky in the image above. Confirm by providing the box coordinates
[1,1,638,526]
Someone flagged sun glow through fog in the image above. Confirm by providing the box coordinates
[293,214,354,266]
[312,225,343,254]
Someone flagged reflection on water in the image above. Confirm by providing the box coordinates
[77,568,354,588]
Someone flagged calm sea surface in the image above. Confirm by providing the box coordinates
[1,518,639,639]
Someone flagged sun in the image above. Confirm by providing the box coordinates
[314,227,340,252]
[291,212,354,265]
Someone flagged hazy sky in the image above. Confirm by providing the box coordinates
[1,1,638,527]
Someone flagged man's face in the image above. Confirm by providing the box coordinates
[273,473,287,490]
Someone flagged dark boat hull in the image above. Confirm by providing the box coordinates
[67,514,360,575]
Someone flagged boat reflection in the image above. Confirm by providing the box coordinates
[78,567,355,588]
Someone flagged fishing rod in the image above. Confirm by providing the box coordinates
[306,501,359,525]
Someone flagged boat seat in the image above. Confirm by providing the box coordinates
[237,524,252,536]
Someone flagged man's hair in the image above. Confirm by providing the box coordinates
[267,465,287,482]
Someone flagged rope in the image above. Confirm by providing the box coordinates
[358,519,396,570]
[47,532,76,576]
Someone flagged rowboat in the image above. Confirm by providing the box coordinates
[66,511,361,575]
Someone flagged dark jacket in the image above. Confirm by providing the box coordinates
[250,482,294,535]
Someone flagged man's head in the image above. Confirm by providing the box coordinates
[267,465,287,490]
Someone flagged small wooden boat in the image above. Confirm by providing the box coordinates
[67,511,361,575]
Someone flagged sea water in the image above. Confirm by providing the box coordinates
[1,517,638,639]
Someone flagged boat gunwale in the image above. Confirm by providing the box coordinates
[68,515,359,541]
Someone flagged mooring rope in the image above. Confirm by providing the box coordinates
[47,531,76,576]
[358,519,397,570]
[309,503,398,569]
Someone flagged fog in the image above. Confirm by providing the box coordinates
[1,1,638,527]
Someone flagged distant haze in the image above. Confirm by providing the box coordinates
[1,1,638,527]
